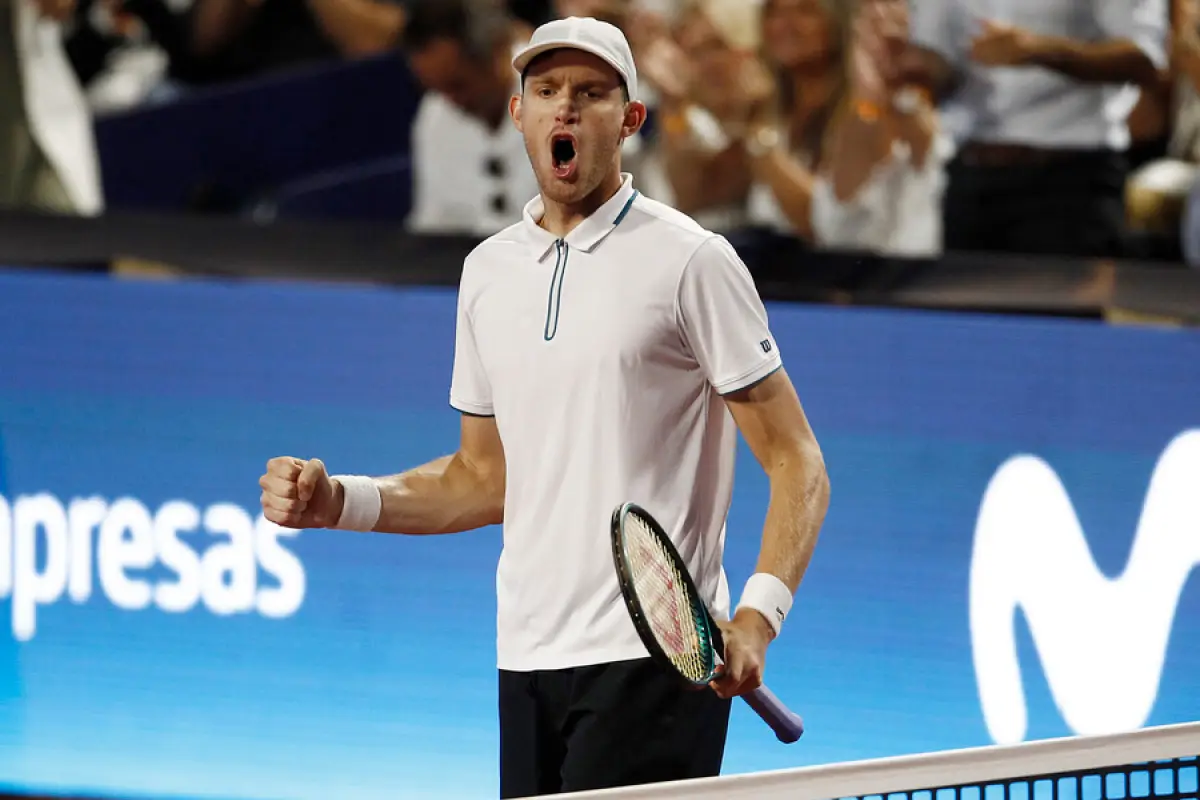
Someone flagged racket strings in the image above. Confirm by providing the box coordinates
[624,513,711,682]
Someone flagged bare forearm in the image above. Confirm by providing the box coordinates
[659,108,751,214]
[892,102,937,169]
[826,110,893,203]
[307,0,405,57]
[667,145,752,214]
[750,148,816,241]
[754,449,830,593]
[660,138,711,213]
[354,453,503,535]
[1028,36,1159,85]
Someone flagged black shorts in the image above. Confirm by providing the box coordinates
[498,657,732,798]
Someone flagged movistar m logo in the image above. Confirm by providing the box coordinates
[970,429,1200,745]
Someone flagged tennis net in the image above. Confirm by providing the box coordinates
[538,722,1200,800]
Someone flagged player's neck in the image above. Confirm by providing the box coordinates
[538,169,624,240]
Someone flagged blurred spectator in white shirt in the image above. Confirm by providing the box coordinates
[746,0,943,256]
[1,0,103,214]
[403,0,537,235]
[908,0,1166,258]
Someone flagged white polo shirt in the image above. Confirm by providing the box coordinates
[406,91,539,236]
[912,0,1167,151]
[450,174,783,672]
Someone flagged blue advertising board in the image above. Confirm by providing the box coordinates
[0,267,1196,799]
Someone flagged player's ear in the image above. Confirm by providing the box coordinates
[510,94,523,133]
[621,100,647,140]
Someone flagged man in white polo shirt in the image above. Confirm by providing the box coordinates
[907,0,1166,257]
[259,16,830,797]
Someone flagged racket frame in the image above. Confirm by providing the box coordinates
[609,501,806,745]
[610,501,722,686]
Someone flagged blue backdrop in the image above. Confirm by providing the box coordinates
[0,267,1196,799]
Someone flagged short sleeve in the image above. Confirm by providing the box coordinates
[448,278,494,416]
[677,236,783,395]
[1098,0,1168,69]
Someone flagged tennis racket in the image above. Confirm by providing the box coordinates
[610,501,805,744]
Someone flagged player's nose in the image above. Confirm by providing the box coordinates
[553,96,580,125]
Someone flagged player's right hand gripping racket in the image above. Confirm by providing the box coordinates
[610,501,805,744]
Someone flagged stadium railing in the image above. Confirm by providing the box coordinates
[2,207,1199,324]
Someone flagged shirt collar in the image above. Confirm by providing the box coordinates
[521,174,640,261]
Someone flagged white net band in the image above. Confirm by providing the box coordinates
[532,722,1200,800]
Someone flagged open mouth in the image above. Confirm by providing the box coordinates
[551,134,577,179]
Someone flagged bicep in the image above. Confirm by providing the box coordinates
[458,412,506,487]
[724,368,822,473]
[1098,0,1169,69]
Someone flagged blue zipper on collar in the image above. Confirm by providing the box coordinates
[543,239,570,341]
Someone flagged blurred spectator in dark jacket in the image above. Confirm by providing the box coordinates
[72,0,408,98]
[510,0,678,27]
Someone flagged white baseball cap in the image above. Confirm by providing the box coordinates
[512,16,639,102]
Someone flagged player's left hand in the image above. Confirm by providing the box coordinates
[709,608,775,700]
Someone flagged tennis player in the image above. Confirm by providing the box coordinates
[259,16,830,798]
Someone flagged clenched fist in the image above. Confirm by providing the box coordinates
[260,456,342,529]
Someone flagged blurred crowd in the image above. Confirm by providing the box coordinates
[6,0,1200,265]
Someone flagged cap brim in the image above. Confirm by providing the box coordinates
[512,40,627,86]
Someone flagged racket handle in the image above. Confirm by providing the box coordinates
[744,684,805,744]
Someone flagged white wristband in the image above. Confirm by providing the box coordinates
[331,475,381,532]
[736,573,794,637]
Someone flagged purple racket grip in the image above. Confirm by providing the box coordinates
[743,684,805,743]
